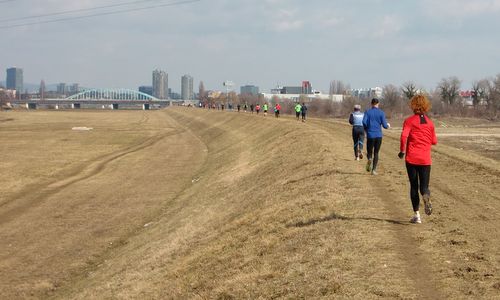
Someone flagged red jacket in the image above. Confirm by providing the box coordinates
[400,114,437,165]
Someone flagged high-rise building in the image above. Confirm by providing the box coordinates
[152,69,168,99]
[181,74,194,100]
[6,67,23,98]
[240,85,260,96]
[57,83,67,95]
[39,80,46,100]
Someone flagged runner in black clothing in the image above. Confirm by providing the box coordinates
[349,104,364,160]
[301,103,308,122]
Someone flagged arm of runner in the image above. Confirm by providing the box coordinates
[431,123,438,145]
[400,119,411,153]
[382,112,390,129]
[349,113,354,125]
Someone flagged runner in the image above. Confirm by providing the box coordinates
[349,104,364,160]
[237,103,241,112]
[244,103,248,112]
[295,102,302,120]
[263,103,268,116]
[274,103,281,118]
[301,103,307,122]
[255,104,261,115]
[250,104,254,114]
[399,94,438,224]
[362,98,390,175]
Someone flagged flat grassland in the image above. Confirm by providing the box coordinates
[0,109,499,299]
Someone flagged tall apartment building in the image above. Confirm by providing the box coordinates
[181,74,194,100]
[57,83,67,95]
[152,69,168,99]
[6,67,23,97]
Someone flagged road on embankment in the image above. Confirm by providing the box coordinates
[0,108,498,299]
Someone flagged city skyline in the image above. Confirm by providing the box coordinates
[1,0,500,92]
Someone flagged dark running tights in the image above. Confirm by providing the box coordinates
[406,163,431,211]
[366,137,382,170]
[352,127,364,157]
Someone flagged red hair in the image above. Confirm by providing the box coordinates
[410,94,431,114]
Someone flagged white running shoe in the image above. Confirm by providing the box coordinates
[371,170,378,176]
[410,215,422,224]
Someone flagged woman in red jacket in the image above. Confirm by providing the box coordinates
[399,94,437,224]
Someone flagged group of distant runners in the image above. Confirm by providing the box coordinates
[216,102,308,121]
[349,95,437,224]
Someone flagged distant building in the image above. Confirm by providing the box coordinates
[57,83,67,95]
[69,83,79,95]
[270,84,309,95]
[139,86,154,96]
[350,87,383,99]
[261,91,343,102]
[170,91,181,100]
[6,67,23,98]
[181,74,194,100]
[39,80,46,100]
[302,81,312,94]
[152,69,168,99]
[240,85,260,96]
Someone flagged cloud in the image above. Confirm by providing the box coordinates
[322,17,344,27]
[421,0,500,18]
[270,9,304,32]
[372,15,403,38]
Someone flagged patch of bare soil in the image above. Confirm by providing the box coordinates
[1,109,498,299]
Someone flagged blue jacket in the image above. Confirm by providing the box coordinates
[362,107,389,138]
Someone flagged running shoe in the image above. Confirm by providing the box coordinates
[410,215,422,224]
[423,193,432,215]
[366,160,372,172]
[371,170,378,176]
[358,151,363,159]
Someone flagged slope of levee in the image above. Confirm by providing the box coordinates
[47,107,500,299]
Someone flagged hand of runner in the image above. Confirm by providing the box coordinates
[398,152,405,159]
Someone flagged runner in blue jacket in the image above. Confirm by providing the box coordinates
[362,98,390,175]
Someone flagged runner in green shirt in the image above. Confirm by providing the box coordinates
[294,103,302,120]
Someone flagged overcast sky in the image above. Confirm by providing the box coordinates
[1,0,499,93]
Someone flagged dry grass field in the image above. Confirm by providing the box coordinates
[0,108,499,299]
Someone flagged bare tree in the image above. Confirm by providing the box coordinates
[330,80,350,95]
[401,81,418,100]
[382,84,403,115]
[437,76,461,105]
[487,74,500,118]
[0,89,13,109]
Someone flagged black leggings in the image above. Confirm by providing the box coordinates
[406,163,431,211]
[366,137,382,170]
[352,126,364,157]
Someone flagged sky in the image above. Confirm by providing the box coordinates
[1,0,500,93]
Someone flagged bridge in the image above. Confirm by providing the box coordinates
[11,88,173,110]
